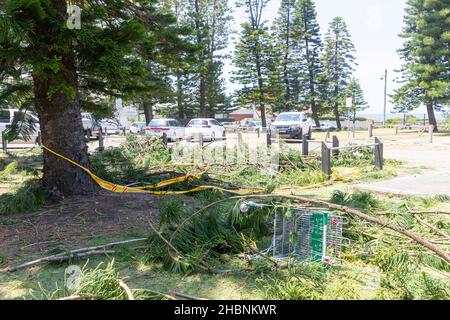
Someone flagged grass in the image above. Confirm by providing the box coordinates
[0,137,447,300]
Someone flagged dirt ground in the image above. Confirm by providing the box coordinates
[0,191,160,265]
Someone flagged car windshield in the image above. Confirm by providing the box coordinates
[276,114,304,122]
[189,120,208,126]
[149,120,171,127]
[251,121,261,126]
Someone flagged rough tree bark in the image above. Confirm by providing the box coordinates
[33,0,96,196]
[426,102,438,133]
[143,101,153,124]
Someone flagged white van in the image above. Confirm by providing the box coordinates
[0,109,40,140]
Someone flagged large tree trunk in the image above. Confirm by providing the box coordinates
[32,0,96,196]
[143,101,153,124]
[199,76,206,117]
[34,72,96,196]
[176,73,185,119]
[426,102,438,132]
[334,102,342,130]
[311,99,320,127]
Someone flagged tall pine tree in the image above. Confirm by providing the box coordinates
[232,0,283,127]
[321,17,356,129]
[392,0,449,132]
[272,0,297,109]
[294,0,322,126]
[343,78,368,124]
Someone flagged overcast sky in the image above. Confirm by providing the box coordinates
[223,0,413,116]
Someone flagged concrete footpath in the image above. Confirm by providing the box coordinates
[353,134,450,197]
[354,172,450,196]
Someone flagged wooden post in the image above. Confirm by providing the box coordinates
[374,137,384,170]
[1,131,7,152]
[98,129,104,151]
[352,125,356,138]
[332,135,339,158]
[257,127,260,139]
[308,126,312,140]
[302,134,308,156]
[321,142,331,179]
[428,125,434,143]
[199,133,204,147]
[266,129,272,146]
[368,123,373,138]
[162,132,168,146]
[237,130,243,146]
[325,128,330,142]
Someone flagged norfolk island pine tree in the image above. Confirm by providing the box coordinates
[0,0,192,195]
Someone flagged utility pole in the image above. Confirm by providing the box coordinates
[381,69,387,127]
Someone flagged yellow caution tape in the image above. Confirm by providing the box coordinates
[41,145,351,196]
[41,145,266,195]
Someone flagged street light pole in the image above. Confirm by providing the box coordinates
[382,69,387,126]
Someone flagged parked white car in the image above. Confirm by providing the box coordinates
[0,109,40,141]
[129,122,146,134]
[81,112,95,136]
[145,118,185,141]
[185,118,225,141]
[270,112,312,139]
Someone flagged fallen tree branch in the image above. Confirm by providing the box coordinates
[5,238,148,272]
[413,215,450,243]
[169,291,206,300]
[6,250,116,272]
[169,194,450,265]
[119,280,135,300]
[408,210,450,215]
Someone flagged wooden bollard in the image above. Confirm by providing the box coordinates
[237,130,243,146]
[321,142,331,179]
[428,125,434,143]
[374,137,384,170]
[266,129,272,146]
[302,134,308,156]
[332,136,339,157]
[199,133,203,147]
[368,123,373,138]
[98,129,105,151]
[1,131,7,152]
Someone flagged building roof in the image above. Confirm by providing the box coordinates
[229,108,254,115]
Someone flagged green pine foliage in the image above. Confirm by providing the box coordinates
[392,0,450,131]
[320,17,356,129]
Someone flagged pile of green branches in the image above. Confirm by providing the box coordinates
[145,191,273,274]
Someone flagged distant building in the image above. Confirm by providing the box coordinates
[228,108,255,122]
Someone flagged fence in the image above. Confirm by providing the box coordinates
[1,130,41,152]
[320,136,384,179]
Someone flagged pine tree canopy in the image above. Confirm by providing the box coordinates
[0,0,191,114]
[393,0,449,111]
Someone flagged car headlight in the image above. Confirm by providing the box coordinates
[290,125,300,130]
